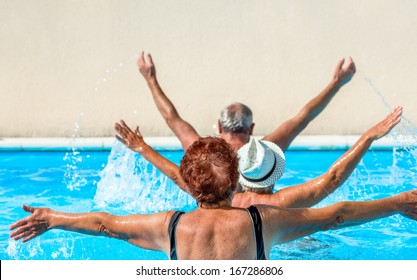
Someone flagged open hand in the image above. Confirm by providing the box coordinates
[10,205,50,243]
[115,120,146,153]
[367,106,402,140]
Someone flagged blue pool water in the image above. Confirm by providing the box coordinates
[1,141,417,260]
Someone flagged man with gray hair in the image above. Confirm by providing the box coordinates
[137,51,356,152]
[219,102,253,134]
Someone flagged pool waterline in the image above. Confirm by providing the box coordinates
[0,135,415,151]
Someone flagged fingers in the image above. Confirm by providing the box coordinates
[10,205,33,230]
[10,216,47,242]
[115,134,126,145]
[11,230,31,241]
[335,58,345,71]
[135,125,142,136]
[12,227,40,243]
[147,53,154,66]
[115,120,133,136]
[380,106,402,131]
[388,106,403,121]
[114,122,124,137]
[23,205,33,212]
[389,106,402,128]
[383,106,401,124]
[114,120,144,148]
[10,223,33,239]
[138,51,153,67]
[22,232,38,243]
[346,56,356,74]
[10,217,27,231]
[137,51,145,66]
[119,120,128,128]
[114,122,128,145]
[120,120,135,134]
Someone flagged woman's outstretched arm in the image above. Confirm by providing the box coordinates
[10,205,172,252]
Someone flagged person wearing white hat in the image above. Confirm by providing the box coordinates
[237,137,286,194]
[115,106,403,209]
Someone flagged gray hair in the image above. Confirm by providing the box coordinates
[219,102,253,133]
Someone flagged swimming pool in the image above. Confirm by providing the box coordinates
[1,141,416,260]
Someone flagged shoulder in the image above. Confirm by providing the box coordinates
[251,204,286,223]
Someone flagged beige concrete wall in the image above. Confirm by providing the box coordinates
[1,0,416,137]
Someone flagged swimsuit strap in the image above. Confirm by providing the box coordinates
[168,210,185,260]
[247,205,266,260]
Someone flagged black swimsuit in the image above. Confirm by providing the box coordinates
[168,205,266,260]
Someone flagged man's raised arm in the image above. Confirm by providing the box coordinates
[271,106,402,208]
[262,57,356,152]
[138,51,200,150]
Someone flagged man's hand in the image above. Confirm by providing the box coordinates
[10,205,50,243]
[137,51,156,81]
[332,57,356,87]
[366,106,402,140]
[115,120,146,153]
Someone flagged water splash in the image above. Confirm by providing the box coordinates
[363,77,392,112]
[362,76,417,189]
[94,141,195,213]
[363,76,417,136]
[63,56,139,191]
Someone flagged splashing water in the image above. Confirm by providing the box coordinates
[363,76,417,190]
[63,56,138,191]
[93,141,195,213]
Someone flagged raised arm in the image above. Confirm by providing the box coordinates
[10,205,172,253]
[262,57,356,151]
[262,189,417,245]
[138,51,200,150]
[270,106,402,208]
[115,120,188,192]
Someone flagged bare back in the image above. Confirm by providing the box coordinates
[172,207,262,260]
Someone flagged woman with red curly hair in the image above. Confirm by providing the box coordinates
[179,136,239,207]
[10,137,417,260]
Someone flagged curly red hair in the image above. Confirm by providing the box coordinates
[179,137,239,204]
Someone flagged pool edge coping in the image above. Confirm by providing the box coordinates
[0,136,415,151]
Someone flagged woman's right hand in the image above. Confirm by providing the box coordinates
[10,205,51,243]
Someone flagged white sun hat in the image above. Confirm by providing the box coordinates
[237,137,286,188]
